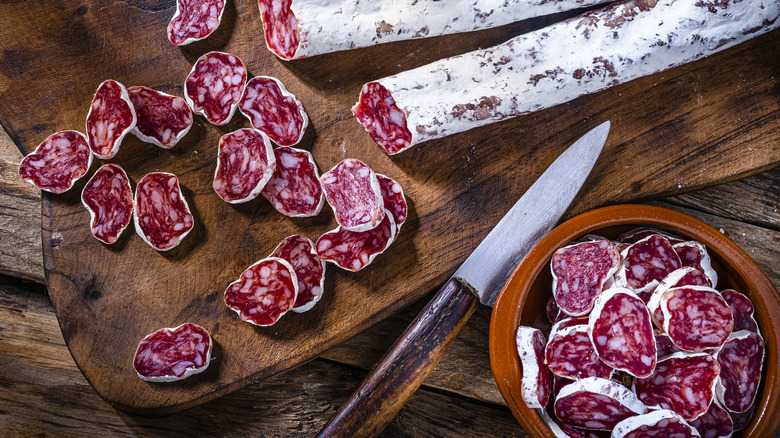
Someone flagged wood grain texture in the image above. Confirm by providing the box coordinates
[0,0,777,414]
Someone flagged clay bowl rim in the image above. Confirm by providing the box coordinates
[488,204,779,438]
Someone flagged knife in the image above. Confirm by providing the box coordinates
[317,121,611,438]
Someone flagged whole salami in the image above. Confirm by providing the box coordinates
[133,323,212,382]
[551,240,620,316]
[238,76,308,147]
[128,86,193,149]
[224,257,298,326]
[353,0,780,154]
[611,410,700,438]
[554,377,648,430]
[81,164,134,244]
[134,172,194,251]
[167,0,225,46]
[184,52,247,126]
[86,80,136,160]
[261,146,325,217]
[18,130,92,194]
[715,330,764,414]
[320,158,385,232]
[270,235,325,313]
[515,326,553,409]
[213,129,276,204]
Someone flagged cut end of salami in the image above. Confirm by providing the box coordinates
[239,76,308,147]
[612,409,700,438]
[133,323,212,382]
[261,146,324,217]
[213,129,276,204]
[19,130,92,194]
[553,377,648,430]
[316,210,396,272]
[81,164,133,244]
[552,240,620,316]
[353,82,413,155]
[258,0,300,60]
[320,158,385,232]
[224,257,298,326]
[270,235,325,313]
[516,326,553,409]
[184,52,246,126]
[128,86,193,149]
[134,172,194,251]
[86,79,136,160]
[167,0,225,46]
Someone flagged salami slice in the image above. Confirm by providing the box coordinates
[688,400,734,438]
[128,86,193,149]
[134,172,194,251]
[133,323,212,382]
[18,130,92,194]
[614,234,682,301]
[270,235,325,313]
[320,158,385,232]
[545,322,613,380]
[612,410,700,438]
[224,257,298,326]
[720,289,759,333]
[516,326,553,409]
[85,79,136,160]
[654,330,682,360]
[316,210,396,272]
[647,267,711,328]
[715,330,764,414]
[547,296,561,324]
[376,174,407,234]
[554,377,648,430]
[728,402,754,431]
[213,129,276,203]
[588,288,656,378]
[167,0,225,46]
[238,76,308,147]
[617,228,685,245]
[81,164,133,244]
[551,240,621,317]
[261,146,324,217]
[539,406,601,438]
[633,352,720,420]
[353,0,779,154]
[673,241,717,288]
[184,51,246,126]
[660,286,733,352]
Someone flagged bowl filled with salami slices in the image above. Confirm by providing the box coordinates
[489,204,780,438]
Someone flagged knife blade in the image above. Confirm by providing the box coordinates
[317,121,611,438]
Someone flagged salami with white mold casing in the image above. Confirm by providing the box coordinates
[213,129,276,204]
[376,174,407,234]
[633,352,721,421]
[18,130,92,194]
[184,52,247,126]
[353,0,780,155]
[660,286,733,352]
[539,406,602,438]
[611,409,700,438]
[515,326,553,409]
[239,76,308,147]
[257,0,611,61]
[261,146,324,217]
[618,228,685,246]
[688,399,734,438]
[320,158,385,232]
[224,257,298,326]
[128,86,193,149]
[545,320,613,380]
[614,234,681,302]
[86,80,136,160]
[133,323,212,382]
[316,210,396,272]
[134,172,194,251]
[720,289,759,333]
[167,0,225,46]
[647,267,711,328]
[588,288,656,378]
[715,330,764,414]
[554,377,648,430]
[673,241,717,287]
[551,240,621,317]
[270,235,325,313]
[81,164,133,244]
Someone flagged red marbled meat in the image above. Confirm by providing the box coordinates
[647,267,711,328]
[353,82,413,155]
[261,146,324,217]
[721,289,759,333]
[224,257,298,326]
[551,240,620,316]
[81,164,133,244]
[128,86,193,149]
[320,158,384,232]
[184,51,246,125]
[18,130,92,193]
[258,0,299,60]
[270,235,325,313]
[546,295,561,324]
[615,234,681,301]
[716,330,764,414]
[316,211,396,272]
[239,76,308,146]
[545,323,613,380]
[673,241,717,287]
[213,129,276,203]
[654,329,682,359]
[612,410,700,438]
[167,0,225,46]
[689,400,733,438]
[516,326,552,409]
[618,227,685,245]
[554,377,647,430]
[660,286,733,352]
[86,79,136,159]
[134,172,194,251]
[133,323,212,382]
[376,173,407,234]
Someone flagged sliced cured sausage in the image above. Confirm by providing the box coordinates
[720,289,759,333]
[376,174,407,234]
[647,267,711,328]
[688,400,734,438]
[659,286,733,352]
[715,330,764,414]
[539,406,601,438]
[128,86,193,149]
[238,76,308,147]
[133,323,212,382]
[134,172,194,251]
[654,329,682,360]
[184,52,246,126]
[353,0,779,154]
[551,240,620,316]
[261,146,324,217]
[547,296,561,324]
[320,158,384,232]
[224,257,298,326]
[316,211,396,272]
[728,402,754,431]
[81,164,133,244]
[673,241,717,288]
[18,130,92,194]
[86,79,136,159]
[167,0,225,46]
[270,235,325,313]
[614,234,681,301]
[554,377,647,430]
[612,410,700,438]
[633,352,720,420]
[515,326,553,409]
[617,228,685,245]
[545,322,613,380]
[213,129,276,204]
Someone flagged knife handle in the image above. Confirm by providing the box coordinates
[317,278,478,438]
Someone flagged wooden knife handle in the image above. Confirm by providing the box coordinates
[317,278,478,438]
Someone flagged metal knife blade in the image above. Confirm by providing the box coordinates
[454,120,611,306]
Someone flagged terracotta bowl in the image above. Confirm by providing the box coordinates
[489,204,780,437]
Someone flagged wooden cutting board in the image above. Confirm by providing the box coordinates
[0,1,777,416]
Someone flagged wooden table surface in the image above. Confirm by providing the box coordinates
[1,119,779,436]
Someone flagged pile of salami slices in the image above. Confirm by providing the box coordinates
[516,228,765,438]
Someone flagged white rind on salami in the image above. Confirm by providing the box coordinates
[128,86,193,149]
[224,257,299,326]
[133,323,212,382]
[269,235,326,313]
[611,409,700,438]
[545,322,613,380]
[133,172,194,251]
[18,130,93,194]
[554,377,648,430]
[167,0,226,46]
[316,209,396,272]
[618,227,685,245]
[516,326,553,409]
[261,146,325,217]
[81,163,134,245]
[320,158,385,232]
[673,241,718,288]
[614,234,681,301]
[353,0,780,154]
[184,52,247,126]
[239,76,308,147]
[86,80,137,160]
[660,286,733,352]
[551,240,621,317]
[213,129,276,204]
[715,330,764,414]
